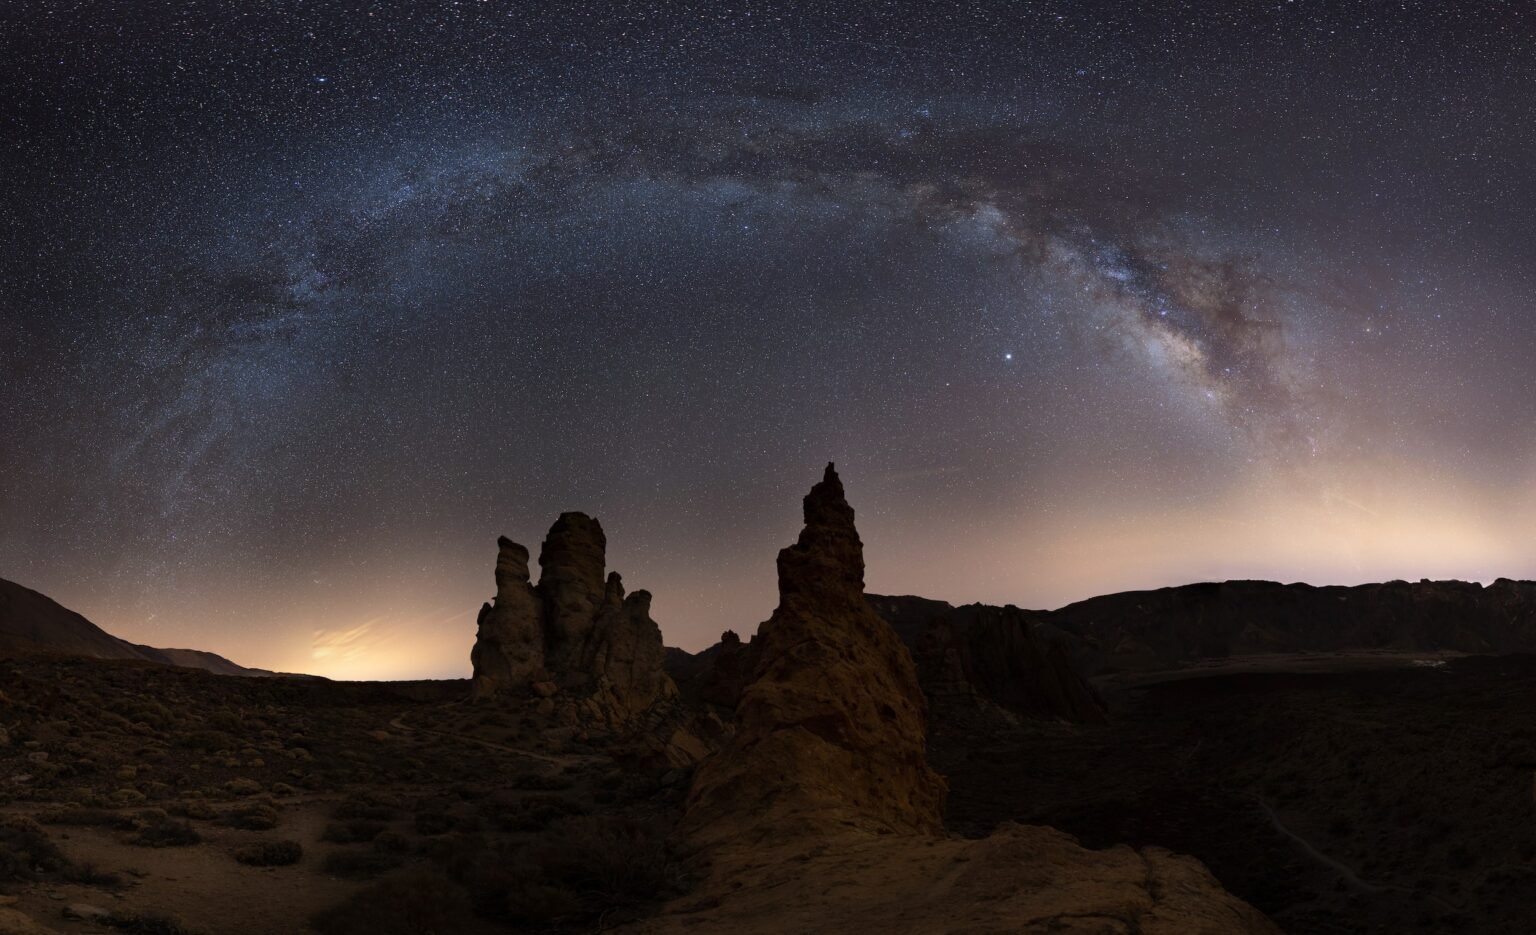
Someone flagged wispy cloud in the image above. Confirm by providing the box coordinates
[311,619,378,662]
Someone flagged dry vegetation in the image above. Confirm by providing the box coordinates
[0,656,690,934]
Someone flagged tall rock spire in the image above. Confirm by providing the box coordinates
[683,463,946,846]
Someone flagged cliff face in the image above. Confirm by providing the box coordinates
[870,595,1107,724]
[682,464,946,846]
[469,513,675,719]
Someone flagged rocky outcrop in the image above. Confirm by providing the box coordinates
[577,574,675,716]
[665,629,758,708]
[469,538,545,699]
[538,513,609,669]
[681,464,946,847]
[470,514,676,720]
[871,595,1107,724]
[674,596,1106,725]
[622,465,1279,935]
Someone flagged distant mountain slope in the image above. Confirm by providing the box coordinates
[1040,577,1536,673]
[0,576,275,676]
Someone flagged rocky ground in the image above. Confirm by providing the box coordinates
[936,652,1536,934]
[0,656,693,935]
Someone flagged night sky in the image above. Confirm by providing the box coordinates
[4,2,1535,679]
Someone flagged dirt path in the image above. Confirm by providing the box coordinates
[1251,795,1460,915]
[14,799,358,935]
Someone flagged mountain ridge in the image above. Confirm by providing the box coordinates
[0,575,287,678]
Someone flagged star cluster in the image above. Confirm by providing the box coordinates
[3,1,1535,678]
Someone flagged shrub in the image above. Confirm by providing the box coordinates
[0,816,66,880]
[311,871,474,935]
[39,806,136,830]
[372,830,410,854]
[321,848,402,880]
[104,908,198,934]
[220,803,279,831]
[233,840,303,867]
[321,819,385,844]
[130,818,201,848]
[333,796,397,821]
[413,811,453,836]
[531,815,670,906]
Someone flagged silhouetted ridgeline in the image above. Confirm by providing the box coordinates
[1038,578,1536,672]
[0,576,280,677]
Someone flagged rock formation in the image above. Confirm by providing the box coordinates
[682,463,946,846]
[666,629,757,709]
[470,513,676,720]
[622,464,1280,935]
[469,537,544,697]
[672,596,1107,726]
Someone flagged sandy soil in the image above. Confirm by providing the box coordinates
[8,797,365,935]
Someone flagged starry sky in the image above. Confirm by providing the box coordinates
[4,1,1535,679]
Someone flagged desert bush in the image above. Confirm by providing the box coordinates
[320,848,402,880]
[130,817,201,848]
[441,815,673,924]
[414,811,453,836]
[39,806,136,830]
[332,797,396,821]
[104,908,199,935]
[172,800,220,821]
[372,830,410,854]
[531,814,671,906]
[220,803,279,831]
[0,815,66,880]
[321,818,386,843]
[311,870,475,935]
[223,778,262,796]
[176,730,235,753]
[207,709,244,733]
[233,839,303,866]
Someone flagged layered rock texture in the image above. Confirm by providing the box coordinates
[625,465,1279,935]
[681,464,946,846]
[470,513,675,720]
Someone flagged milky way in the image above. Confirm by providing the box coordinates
[4,2,1535,678]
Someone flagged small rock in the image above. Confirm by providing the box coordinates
[61,904,109,922]
[530,680,558,698]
